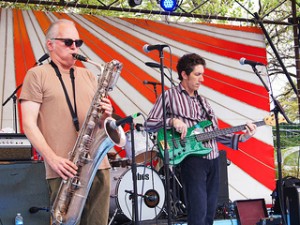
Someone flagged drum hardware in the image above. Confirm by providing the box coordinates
[159,166,187,219]
[108,152,118,160]
[109,158,131,168]
[125,189,160,208]
[108,147,126,160]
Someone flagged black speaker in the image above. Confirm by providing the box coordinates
[0,161,50,225]
[218,150,229,205]
[284,186,300,225]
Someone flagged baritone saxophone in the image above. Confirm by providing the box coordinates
[51,54,126,225]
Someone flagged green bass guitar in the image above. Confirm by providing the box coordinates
[157,115,284,165]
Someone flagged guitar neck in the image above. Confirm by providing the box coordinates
[196,120,266,142]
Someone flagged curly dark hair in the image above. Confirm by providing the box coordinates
[176,53,206,81]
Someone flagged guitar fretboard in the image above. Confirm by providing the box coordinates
[193,120,266,142]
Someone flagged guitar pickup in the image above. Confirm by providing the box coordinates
[179,138,186,147]
[172,139,179,149]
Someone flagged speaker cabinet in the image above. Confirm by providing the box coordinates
[218,150,229,206]
[0,161,50,225]
[284,186,300,225]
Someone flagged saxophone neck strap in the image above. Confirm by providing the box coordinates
[50,61,80,132]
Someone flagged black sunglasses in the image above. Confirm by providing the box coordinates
[52,38,84,47]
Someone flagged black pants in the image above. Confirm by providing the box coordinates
[181,156,220,225]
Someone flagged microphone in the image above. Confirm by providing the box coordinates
[36,53,49,65]
[143,80,161,85]
[135,123,144,132]
[29,206,49,214]
[109,113,141,129]
[143,44,169,53]
[239,57,265,67]
[145,62,161,68]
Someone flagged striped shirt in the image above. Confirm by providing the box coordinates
[146,84,241,160]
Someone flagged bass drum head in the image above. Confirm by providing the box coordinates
[115,166,165,221]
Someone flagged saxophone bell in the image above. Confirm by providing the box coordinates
[104,117,126,147]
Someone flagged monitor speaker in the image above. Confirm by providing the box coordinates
[0,161,50,225]
[235,199,268,225]
[284,186,300,225]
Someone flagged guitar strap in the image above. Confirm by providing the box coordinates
[197,94,212,121]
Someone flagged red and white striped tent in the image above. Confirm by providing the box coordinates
[0,8,275,203]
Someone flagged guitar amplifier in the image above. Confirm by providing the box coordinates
[0,133,32,161]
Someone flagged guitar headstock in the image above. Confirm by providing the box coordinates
[264,114,287,126]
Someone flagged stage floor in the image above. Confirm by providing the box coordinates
[109,218,238,225]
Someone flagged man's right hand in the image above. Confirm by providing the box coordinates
[48,155,78,180]
[172,118,188,139]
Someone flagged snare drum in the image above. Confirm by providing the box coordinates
[124,130,158,165]
[109,166,165,222]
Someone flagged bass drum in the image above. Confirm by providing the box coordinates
[109,166,165,223]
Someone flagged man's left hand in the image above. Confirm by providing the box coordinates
[240,122,257,142]
[100,97,113,117]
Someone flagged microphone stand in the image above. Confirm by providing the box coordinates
[1,56,48,133]
[157,49,172,225]
[2,84,23,133]
[251,65,292,225]
[128,119,139,225]
[253,12,297,225]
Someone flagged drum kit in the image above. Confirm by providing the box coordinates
[108,129,186,225]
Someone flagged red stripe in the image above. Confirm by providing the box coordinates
[122,18,267,62]
[13,9,36,133]
[32,10,52,34]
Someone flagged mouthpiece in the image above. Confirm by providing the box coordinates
[72,53,88,62]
